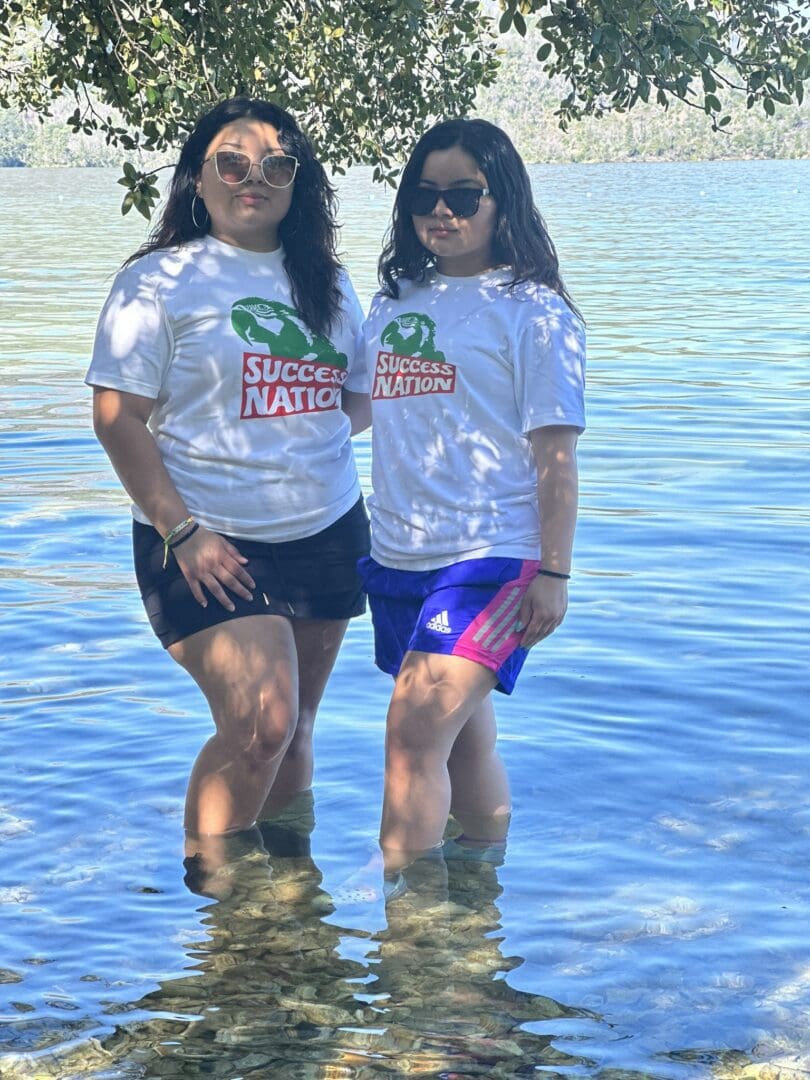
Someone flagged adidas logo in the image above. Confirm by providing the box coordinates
[425,610,452,634]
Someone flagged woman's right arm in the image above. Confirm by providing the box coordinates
[92,387,255,610]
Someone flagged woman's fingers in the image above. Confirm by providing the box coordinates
[215,564,254,603]
[221,539,256,587]
[199,572,238,612]
[521,614,562,649]
[186,577,209,609]
[175,528,254,609]
[223,555,256,592]
[518,577,568,648]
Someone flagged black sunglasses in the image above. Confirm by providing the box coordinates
[405,186,491,218]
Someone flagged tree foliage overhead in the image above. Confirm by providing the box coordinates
[0,0,807,215]
[499,0,809,130]
[0,0,497,213]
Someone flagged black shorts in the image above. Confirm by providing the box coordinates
[133,497,370,649]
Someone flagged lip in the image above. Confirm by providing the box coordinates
[428,226,456,235]
[235,192,267,203]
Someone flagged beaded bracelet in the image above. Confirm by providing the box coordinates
[537,568,571,580]
[162,516,195,568]
[168,522,200,553]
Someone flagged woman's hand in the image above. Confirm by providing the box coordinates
[172,526,256,611]
[91,388,255,612]
[517,574,568,649]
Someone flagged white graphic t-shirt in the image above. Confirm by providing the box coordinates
[87,236,366,541]
[359,269,586,570]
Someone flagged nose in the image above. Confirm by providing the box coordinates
[432,196,453,217]
[244,160,264,183]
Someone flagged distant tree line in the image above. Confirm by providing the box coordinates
[0,98,134,166]
[4,57,807,171]
[474,31,810,164]
[1,1,806,214]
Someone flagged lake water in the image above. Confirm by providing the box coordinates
[0,159,808,1079]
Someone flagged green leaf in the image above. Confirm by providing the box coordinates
[7,0,808,185]
[701,69,717,92]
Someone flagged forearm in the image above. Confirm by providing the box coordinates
[341,388,372,436]
[531,427,579,574]
[94,406,190,537]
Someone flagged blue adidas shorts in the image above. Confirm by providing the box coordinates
[358,555,540,695]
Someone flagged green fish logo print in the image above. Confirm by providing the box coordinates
[232,297,349,419]
[374,311,456,400]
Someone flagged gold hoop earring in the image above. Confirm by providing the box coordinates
[191,194,209,230]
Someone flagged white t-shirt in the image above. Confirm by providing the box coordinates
[359,269,586,570]
[87,236,367,541]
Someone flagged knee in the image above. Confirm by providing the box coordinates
[239,700,298,765]
[281,706,315,762]
[292,704,316,742]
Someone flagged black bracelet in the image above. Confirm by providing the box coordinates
[537,568,570,580]
[168,522,200,550]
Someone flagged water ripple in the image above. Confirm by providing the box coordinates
[0,160,808,1078]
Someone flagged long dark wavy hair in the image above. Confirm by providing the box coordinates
[126,97,343,336]
[380,118,580,317]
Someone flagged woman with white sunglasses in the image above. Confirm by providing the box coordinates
[87,97,371,894]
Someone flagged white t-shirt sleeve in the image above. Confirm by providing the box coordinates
[85,264,173,398]
[339,274,370,394]
[514,298,586,434]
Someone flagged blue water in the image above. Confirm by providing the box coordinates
[0,160,808,1078]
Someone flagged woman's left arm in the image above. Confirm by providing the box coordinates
[518,425,580,648]
[341,388,372,435]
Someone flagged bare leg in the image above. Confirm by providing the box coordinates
[448,695,511,843]
[169,614,299,858]
[257,617,348,818]
[380,650,496,872]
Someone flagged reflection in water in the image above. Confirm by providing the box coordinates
[361,829,597,1077]
[8,809,597,1078]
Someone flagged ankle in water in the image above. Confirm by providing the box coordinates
[442,834,507,864]
[256,789,316,857]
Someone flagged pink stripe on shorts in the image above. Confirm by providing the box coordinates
[452,560,540,670]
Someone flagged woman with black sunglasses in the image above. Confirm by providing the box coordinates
[86,97,371,894]
[358,118,586,894]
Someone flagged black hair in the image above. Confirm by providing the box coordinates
[379,118,580,317]
[125,97,342,336]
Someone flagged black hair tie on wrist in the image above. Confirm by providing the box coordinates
[537,568,570,580]
[168,522,200,551]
